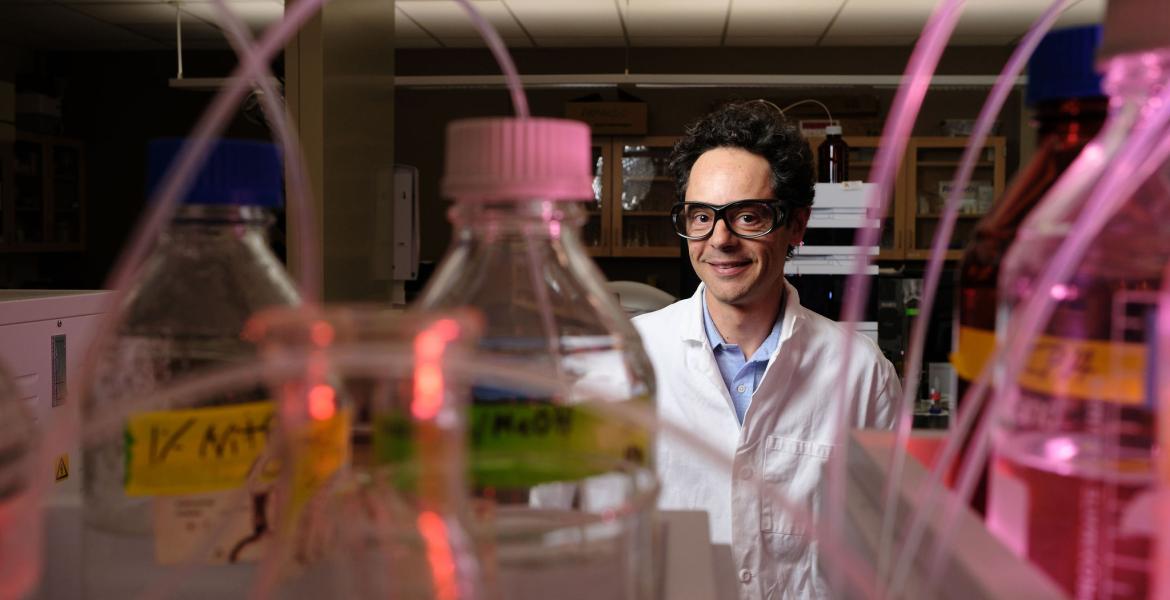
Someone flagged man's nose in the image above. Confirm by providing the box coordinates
[707,217,737,248]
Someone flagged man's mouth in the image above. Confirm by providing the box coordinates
[705,259,750,276]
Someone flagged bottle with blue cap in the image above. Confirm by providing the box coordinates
[82,139,301,598]
[992,3,1170,596]
[953,24,1107,516]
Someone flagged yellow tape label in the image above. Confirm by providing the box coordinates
[125,402,350,497]
[951,326,1148,405]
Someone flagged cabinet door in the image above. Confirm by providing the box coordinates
[13,139,46,245]
[905,137,1005,260]
[612,137,679,258]
[49,141,84,247]
[581,140,612,256]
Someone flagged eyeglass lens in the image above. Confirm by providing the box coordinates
[676,202,779,238]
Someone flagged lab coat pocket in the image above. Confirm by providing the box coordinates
[759,436,832,556]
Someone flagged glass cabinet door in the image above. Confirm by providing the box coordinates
[13,139,45,245]
[613,137,678,257]
[50,142,83,246]
[582,140,611,256]
[906,137,1005,260]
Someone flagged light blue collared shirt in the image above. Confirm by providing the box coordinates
[701,293,784,425]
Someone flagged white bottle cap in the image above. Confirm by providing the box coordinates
[442,117,594,202]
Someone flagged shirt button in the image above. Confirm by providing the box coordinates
[739,569,753,583]
[736,384,746,393]
[739,466,754,481]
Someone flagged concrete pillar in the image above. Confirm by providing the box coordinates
[285,0,394,301]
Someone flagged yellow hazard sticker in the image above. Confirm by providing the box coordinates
[55,454,69,482]
[952,326,1148,405]
[124,401,349,497]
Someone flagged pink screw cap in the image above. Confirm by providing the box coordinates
[441,117,594,202]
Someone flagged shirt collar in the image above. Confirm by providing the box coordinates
[700,287,786,361]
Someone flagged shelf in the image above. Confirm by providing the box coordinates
[622,210,671,216]
[904,249,964,261]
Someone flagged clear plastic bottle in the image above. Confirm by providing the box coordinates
[954,25,1106,515]
[991,4,1169,597]
[415,117,657,600]
[0,359,40,600]
[817,125,850,183]
[82,139,302,598]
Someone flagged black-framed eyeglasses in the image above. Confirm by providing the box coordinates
[670,199,789,240]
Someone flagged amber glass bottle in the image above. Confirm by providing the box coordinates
[953,25,1106,514]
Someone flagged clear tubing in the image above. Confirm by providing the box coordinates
[883,78,1148,600]
[826,0,966,595]
[452,0,529,118]
[209,0,322,303]
[876,0,1068,591]
[78,350,880,599]
[891,53,1170,599]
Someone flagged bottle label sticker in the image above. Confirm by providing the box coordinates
[152,491,271,565]
[375,402,649,488]
[952,326,1147,405]
[124,401,349,497]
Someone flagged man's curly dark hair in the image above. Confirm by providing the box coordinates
[668,100,815,209]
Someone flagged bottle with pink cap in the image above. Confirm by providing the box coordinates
[415,117,657,599]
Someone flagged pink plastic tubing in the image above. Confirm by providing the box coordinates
[878,0,1069,592]
[896,51,1170,599]
[1155,263,1170,600]
[453,0,529,118]
[825,0,966,595]
[209,0,321,303]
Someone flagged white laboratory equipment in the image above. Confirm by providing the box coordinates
[0,290,112,600]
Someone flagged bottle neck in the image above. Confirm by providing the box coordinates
[1031,97,1109,144]
[164,204,272,242]
[448,200,586,242]
[1102,49,1170,122]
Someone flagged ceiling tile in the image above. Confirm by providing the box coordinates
[1055,0,1104,27]
[630,36,722,47]
[181,2,283,31]
[827,0,936,37]
[504,0,621,38]
[727,0,843,38]
[0,3,159,48]
[624,0,727,38]
[395,7,433,40]
[397,0,525,38]
[66,2,182,23]
[725,35,821,47]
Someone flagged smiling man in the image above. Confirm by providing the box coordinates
[632,101,898,599]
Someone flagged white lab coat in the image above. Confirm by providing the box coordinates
[633,281,898,599]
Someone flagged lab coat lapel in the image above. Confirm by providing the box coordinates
[680,286,738,420]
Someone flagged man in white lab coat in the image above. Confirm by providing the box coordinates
[632,101,898,599]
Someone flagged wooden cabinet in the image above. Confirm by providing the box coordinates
[808,135,1006,261]
[585,136,680,258]
[2,134,86,251]
[584,134,1007,261]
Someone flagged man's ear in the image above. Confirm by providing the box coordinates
[787,206,812,245]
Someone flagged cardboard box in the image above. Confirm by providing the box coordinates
[565,101,647,135]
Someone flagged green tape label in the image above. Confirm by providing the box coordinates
[374,402,648,488]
